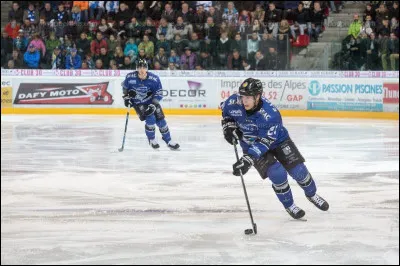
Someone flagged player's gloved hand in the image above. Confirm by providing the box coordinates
[233,155,254,176]
[222,117,243,145]
[123,95,131,107]
[128,90,137,98]
[144,104,156,117]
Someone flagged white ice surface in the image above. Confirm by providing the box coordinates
[1,115,399,265]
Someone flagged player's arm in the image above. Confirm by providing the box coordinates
[151,75,163,104]
[121,76,137,107]
[220,97,243,145]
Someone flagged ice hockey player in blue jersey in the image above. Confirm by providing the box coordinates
[221,78,329,219]
[122,59,180,150]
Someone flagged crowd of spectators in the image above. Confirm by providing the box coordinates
[1,1,339,71]
[333,1,399,70]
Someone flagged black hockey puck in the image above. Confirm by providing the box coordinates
[244,229,253,235]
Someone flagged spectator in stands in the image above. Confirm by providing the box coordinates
[115,2,131,25]
[247,31,260,59]
[107,34,119,53]
[161,3,176,23]
[109,59,118,69]
[237,20,250,39]
[392,18,399,37]
[124,37,138,62]
[168,49,181,69]
[5,59,15,69]
[133,1,147,24]
[155,33,171,57]
[126,17,141,39]
[251,19,264,35]
[8,50,24,68]
[142,18,157,44]
[14,29,28,52]
[388,32,399,70]
[348,14,362,38]
[219,21,234,39]
[28,33,46,59]
[50,46,64,69]
[347,35,361,70]
[23,3,39,25]
[40,2,54,22]
[207,6,222,26]
[242,58,252,70]
[21,19,36,38]
[204,17,218,41]
[138,34,155,59]
[9,2,24,24]
[279,19,290,36]
[95,47,111,68]
[177,3,195,25]
[363,3,376,22]
[188,32,201,56]
[95,58,104,69]
[222,1,238,27]
[376,3,390,26]
[310,2,325,42]
[239,9,251,25]
[91,31,108,56]
[230,33,247,59]
[171,34,188,56]
[70,6,83,23]
[106,1,119,20]
[180,47,197,70]
[56,3,69,23]
[377,19,391,37]
[362,15,376,36]
[89,1,105,21]
[264,2,281,39]
[37,17,50,40]
[24,44,40,68]
[216,31,231,69]
[62,34,75,54]
[252,50,266,70]
[277,34,289,69]
[390,2,399,20]
[84,52,95,69]
[121,56,134,69]
[4,19,20,40]
[193,4,207,35]
[227,49,243,70]
[173,16,190,40]
[64,20,79,41]
[45,32,61,62]
[112,46,124,68]
[361,32,379,70]
[76,32,90,58]
[290,3,310,41]
[259,33,276,54]
[251,4,265,24]
[65,48,82,69]
[167,61,177,70]
[157,18,174,41]
[73,1,89,22]
[197,50,213,70]
[1,31,14,67]
[153,47,168,69]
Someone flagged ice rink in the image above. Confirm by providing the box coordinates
[1,115,399,265]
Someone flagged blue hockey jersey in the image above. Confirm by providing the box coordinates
[122,71,163,105]
[221,94,290,159]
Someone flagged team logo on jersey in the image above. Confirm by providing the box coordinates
[128,80,137,84]
[229,110,242,117]
[282,145,292,155]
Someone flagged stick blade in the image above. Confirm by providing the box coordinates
[118,147,124,152]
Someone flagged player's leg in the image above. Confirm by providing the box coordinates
[254,153,305,219]
[272,138,329,211]
[154,104,180,150]
[133,104,159,149]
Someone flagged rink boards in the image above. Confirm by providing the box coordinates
[1,70,399,119]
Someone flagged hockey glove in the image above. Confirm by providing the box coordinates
[222,118,243,145]
[143,104,156,117]
[123,95,131,107]
[233,155,254,176]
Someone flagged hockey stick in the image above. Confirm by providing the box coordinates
[233,140,257,235]
[118,103,131,152]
